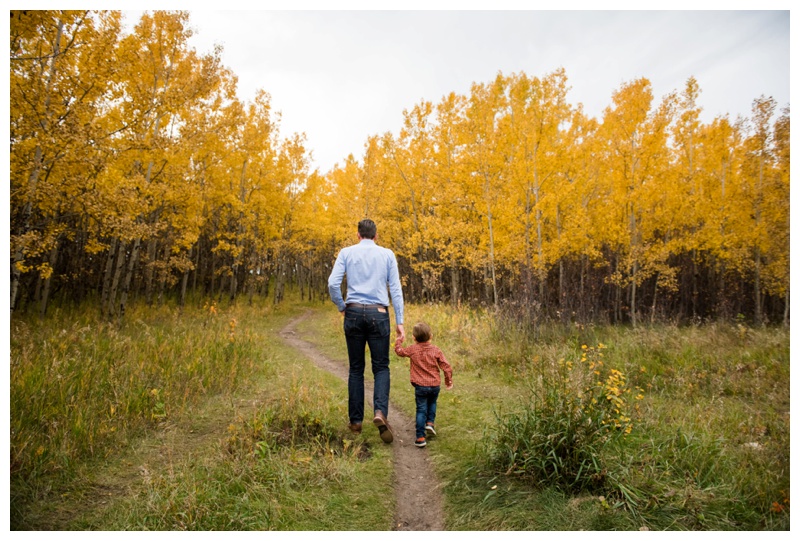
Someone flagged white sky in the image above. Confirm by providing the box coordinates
[119,2,791,174]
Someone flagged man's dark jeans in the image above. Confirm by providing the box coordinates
[343,305,391,424]
[413,384,440,438]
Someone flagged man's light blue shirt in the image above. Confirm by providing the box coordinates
[328,239,404,325]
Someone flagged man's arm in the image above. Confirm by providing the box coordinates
[327,251,347,312]
[386,251,404,340]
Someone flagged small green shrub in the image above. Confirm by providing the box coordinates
[485,344,643,494]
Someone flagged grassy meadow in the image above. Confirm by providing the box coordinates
[299,304,790,530]
[10,298,393,530]
[10,296,790,530]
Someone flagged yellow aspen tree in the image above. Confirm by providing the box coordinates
[173,67,240,304]
[272,133,312,303]
[733,97,787,324]
[742,96,778,324]
[554,106,603,319]
[691,116,746,317]
[669,77,707,318]
[325,156,371,247]
[635,97,680,324]
[387,101,446,300]
[359,135,395,224]
[430,91,477,305]
[170,70,240,305]
[10,10,122,315]
[463,74,510,307]
[217,89,281,302]
[379,132,416,258]
[597,78,674,326]
[101,10,223,316]
[769,106,790,326]
[293,170,340,302]
[325,135,393,250]
[147,71,236,306]
[502,69,571,309]
[194,96,245,298]
[596,80,649,323]
[632,91,676,325]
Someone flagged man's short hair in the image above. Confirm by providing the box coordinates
[358,219,377,239]
[412,322,432,343]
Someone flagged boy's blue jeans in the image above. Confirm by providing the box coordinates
[343,305,391,424]
[413,384,440,438]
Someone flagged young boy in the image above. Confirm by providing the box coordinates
[394,321,453,448]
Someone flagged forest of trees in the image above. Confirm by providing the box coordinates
[10,10,790,325]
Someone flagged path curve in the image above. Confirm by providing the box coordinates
[280,311,445,531]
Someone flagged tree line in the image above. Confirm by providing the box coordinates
[10,10,790,326]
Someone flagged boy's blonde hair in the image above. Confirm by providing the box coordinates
[412,321,432,343]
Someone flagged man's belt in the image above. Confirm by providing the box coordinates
[346,303,387,309]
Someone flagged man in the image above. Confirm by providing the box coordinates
[328,219,405,443]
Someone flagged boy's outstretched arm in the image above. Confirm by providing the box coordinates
[394,339,410,357]
[437,350,454,389]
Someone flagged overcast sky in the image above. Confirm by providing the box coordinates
[124,5,789,173]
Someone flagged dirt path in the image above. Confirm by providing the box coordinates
[279,311,446,531]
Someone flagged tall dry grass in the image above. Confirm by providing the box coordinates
[11,301,266,482]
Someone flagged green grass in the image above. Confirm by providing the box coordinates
[10,298,393,530]
[88,358,394,530]
[299,303,790,530]
[10,297,790,530]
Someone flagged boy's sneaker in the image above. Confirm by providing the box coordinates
[414,437,427,448]
[425,423,437,436]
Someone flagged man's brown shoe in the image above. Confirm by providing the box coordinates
[372,411,394,443]
[348,422,362,434]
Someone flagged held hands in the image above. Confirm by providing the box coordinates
[396,324,405,343]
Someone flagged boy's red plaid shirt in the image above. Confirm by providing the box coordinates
[394,342,453,387]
